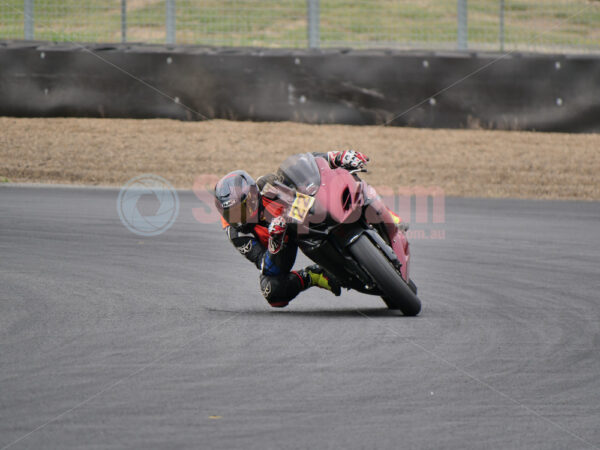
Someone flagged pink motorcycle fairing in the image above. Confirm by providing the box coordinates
[306,156,411,281]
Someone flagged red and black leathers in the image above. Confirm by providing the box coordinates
[222,195,308,308]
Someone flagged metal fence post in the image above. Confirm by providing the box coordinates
[24,0,34,40]
[121,0,127,43]
[457,0,468,50]
[307,0,320,49]
[166,0,176,45]
[499,0,505,52]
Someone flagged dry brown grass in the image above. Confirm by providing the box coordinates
[1,117,599,200]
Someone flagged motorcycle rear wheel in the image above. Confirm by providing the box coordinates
[349,235,421,316]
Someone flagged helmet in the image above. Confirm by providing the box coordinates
[214,170,260,227]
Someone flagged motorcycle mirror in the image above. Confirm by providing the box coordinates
[260,182,279,199]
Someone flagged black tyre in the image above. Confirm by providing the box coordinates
[408,279,418,295]
[349,235,421,316]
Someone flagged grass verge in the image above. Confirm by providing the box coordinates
[1,117,599,201]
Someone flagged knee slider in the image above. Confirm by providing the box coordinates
[260,276,290,307]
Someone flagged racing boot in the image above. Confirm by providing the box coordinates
[300,265,341,296]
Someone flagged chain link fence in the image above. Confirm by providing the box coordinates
[1,0,599,53]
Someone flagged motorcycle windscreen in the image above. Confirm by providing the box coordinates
[277,153,321,196]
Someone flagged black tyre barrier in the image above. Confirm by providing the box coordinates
[1,41,599,132]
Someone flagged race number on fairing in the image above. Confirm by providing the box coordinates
[288,192,315,223]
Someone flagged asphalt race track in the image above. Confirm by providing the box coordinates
[1,185,599,449]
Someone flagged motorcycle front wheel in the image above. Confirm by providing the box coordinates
[349,235,421,316]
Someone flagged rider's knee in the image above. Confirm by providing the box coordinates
[268,300,290,308]
[260,275,293,307]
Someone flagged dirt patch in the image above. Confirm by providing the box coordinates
[1,117,599,200]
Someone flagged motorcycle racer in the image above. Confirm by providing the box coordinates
[214,150,403,308]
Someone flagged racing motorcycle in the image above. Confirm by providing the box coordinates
[262,153,421,316]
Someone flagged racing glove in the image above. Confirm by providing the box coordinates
[268,215,287,254]
[327,150,369,171]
